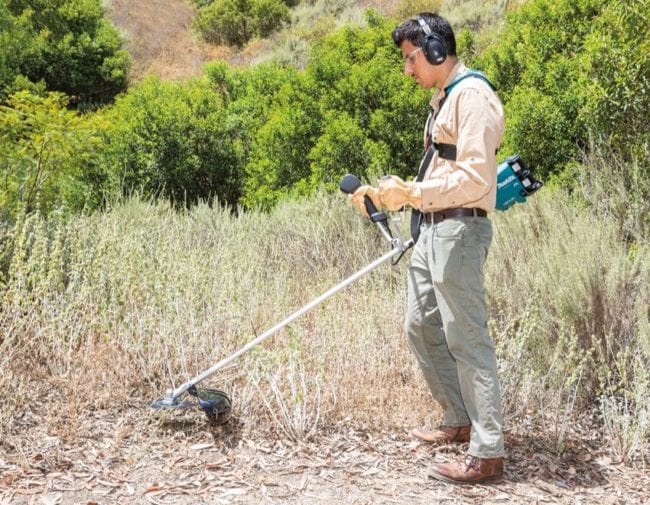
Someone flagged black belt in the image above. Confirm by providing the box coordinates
[423,208,487,224]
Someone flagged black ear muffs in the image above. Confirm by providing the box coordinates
[416,16,447,65]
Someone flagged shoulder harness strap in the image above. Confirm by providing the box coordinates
[433,70,496,161]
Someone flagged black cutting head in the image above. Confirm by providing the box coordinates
[189,386,232,425]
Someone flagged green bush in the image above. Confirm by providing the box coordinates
[100,77,244,208]
[0,90,107,217]
[216,12,430,208]
[1,0,130,104]
[475,0,649,180]
[205,60,305,163]
[194,0,251,46]
[579,0,650,152]
[194,0,290,46]
[307,111,372,192]
[244,103,320,208]
[250,0,290,38]
[0,2,33,95]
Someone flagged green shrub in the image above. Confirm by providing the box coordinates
[1,0,130,104]
[194,0,252,46]
[230,12,429,208]
[194,0,291,46]
[579,0,650,153]
[243,85,321,208]
[250,0,291,38]
[0,90,108,217]
[307,111,372,191]
[205,60,305,166]
[0,2,33,96]
[200,13,428,209]
[475,0,649,181]
[100,77,244,208]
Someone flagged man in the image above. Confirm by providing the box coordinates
[350,13,505,484]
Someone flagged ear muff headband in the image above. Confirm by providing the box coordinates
[416,16,447,65]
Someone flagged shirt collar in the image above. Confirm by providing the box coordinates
[429,61,468,108]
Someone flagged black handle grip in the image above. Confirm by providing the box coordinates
[340,173,384,220]
[339,173,361,194]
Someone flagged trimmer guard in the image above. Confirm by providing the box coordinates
[189,386,232,425]
[151,386,232,425]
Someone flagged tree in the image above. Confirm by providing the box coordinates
[472,0,650,177]
[2,0,130,104]
[101,77,244,208]
[0,90,107,217]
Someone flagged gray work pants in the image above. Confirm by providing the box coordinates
[406,216,504,458]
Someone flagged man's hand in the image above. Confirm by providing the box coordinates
[349,185,382,217]
[377,176,422,211]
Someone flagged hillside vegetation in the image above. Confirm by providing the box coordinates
[2,180,648,462]
[106,0,227,81]
[2,0,648,223]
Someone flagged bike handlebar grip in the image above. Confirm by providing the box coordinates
[339,173,383,219]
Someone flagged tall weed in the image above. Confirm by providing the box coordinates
[1,182,647,462]
[488,187,649,457]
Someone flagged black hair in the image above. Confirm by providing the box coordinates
[391,12,456,56]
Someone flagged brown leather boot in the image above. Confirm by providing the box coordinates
[410,424,471,444]
[428,455,504,484]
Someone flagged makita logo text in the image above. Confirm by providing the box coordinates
[498,175,517,189]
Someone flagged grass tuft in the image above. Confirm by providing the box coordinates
[1,165,648,463]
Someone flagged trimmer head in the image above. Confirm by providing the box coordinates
[150,386,232,425]
[189,386,232,425]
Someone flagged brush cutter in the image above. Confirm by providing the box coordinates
[151,159,543,423]
[150,174,413,423]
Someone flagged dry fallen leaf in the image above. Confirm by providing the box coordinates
[40,493,62,505]
[190,443,214,451]
[143,485,162,495]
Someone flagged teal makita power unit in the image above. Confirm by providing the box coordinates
[495,155,543,211]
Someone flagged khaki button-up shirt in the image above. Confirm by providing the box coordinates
[419,62,505,213]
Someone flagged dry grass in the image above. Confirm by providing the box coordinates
[0,196,434,442]
[104,0,519,80]
[106,0,230,81]
[1,182,648,462]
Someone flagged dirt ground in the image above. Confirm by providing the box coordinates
[1,403,648,505]
[106,0,229,81]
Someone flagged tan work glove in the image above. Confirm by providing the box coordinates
[377,175,422,211]
[349,185,383,218]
